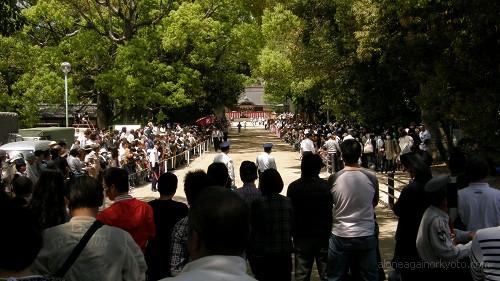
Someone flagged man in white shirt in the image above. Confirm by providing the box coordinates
[458,156,500,232]
[213,142,235,188]
[161,187,256,281]
[256,143,277,177]
[300,133,316,156]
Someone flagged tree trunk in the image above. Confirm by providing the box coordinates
[96,92,111,129]
[421,107,450,163]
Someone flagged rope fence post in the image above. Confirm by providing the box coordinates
[388,172,395,208]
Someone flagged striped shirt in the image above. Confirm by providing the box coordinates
[471,227,500,281]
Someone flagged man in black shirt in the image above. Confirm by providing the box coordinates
[146,172,188,280]
[287,154,333,281]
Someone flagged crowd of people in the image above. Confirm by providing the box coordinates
[0,121,224,194]
[271,115,432,174]
[1,114,499,281]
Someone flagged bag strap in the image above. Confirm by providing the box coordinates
[55,220,104,278]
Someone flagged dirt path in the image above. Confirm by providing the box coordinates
[132,125,322,201]
[131,125,398,279]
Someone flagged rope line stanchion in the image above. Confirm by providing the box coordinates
[388,172,395,208]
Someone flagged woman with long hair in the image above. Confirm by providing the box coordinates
[29,170,68,230]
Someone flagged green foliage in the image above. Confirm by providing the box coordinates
[257,0,499,148]
[1,0,498,148]
[0,0,26,36]
[1,0,262,127]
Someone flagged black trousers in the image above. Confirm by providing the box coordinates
[249,253,292,281]
[150,163,159,191]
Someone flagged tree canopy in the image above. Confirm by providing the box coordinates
[0,0,499,152]
[256,0,500,154]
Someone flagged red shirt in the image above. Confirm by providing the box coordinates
[97,195,156,251]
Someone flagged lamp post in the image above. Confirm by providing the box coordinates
[60,62,71,127]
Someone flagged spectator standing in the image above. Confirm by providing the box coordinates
[170,170,212,276]
[0,203,53,281]
[323,134,341,173]
[391,152,432,280]
[207,162,232,190]
[256,143,277,177]
[470,226,500,281]
[300,133,316,156]
[70,139,80,150]
[327,139,380,281]
[13,158,27,179]
[383,133,399,173]
[160,187,256,281]
[249,169,293,281]
[97,167,156,252]
[235,161,261,205]
[11,176,33,208]
[398,129,414,156]
[419,124,431,150]
[287,154,332,281]
[146,173,188,280]
[34,176,147,281]
[83,145,100,179]
[25,153,40,185]
[29,170,68,230]
[67,148,84,177]
[457,156,500,233]
[77,130,90,148]
[362,134,376,169]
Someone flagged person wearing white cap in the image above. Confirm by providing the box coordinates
[213,142,235,188]
[256,143,277,178]
[416,175,473,279]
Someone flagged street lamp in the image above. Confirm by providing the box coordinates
[60,62,71,127]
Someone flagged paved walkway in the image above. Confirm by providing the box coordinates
[131,125,399,279]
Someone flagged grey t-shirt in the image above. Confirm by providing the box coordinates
[329,168,378,238]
